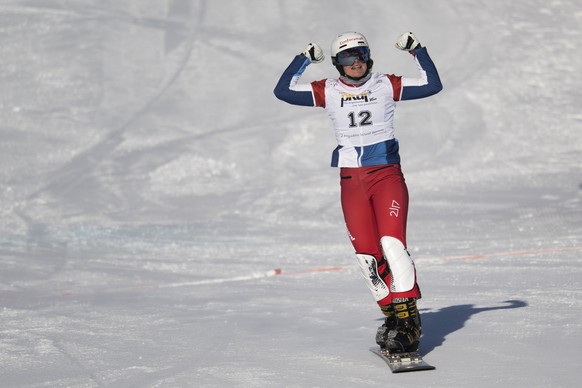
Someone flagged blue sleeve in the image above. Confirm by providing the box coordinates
[274,55,316,106]
[401,47,443,101]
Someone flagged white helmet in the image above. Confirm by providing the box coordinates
[331,31,370,60]
[330,31,373,78]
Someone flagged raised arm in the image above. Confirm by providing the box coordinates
[395,32,443,101]
[274,43,325,106]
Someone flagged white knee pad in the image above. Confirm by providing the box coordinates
[355,254,390,301]
[380,236,416,292]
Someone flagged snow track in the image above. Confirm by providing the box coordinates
[0,1,581,387]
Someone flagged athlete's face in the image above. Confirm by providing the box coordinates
[343,58,367,79]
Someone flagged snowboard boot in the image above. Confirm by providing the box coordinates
[375,304,397,350]
[381,298,421,353]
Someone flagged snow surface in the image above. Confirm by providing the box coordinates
[1,0,581,387]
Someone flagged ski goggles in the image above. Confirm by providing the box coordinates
[334,46,370,66]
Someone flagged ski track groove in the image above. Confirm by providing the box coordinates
[26,0,207,202]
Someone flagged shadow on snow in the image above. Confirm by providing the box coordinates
[418,300,528,355]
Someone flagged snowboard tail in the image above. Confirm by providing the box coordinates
[370,347,435,373]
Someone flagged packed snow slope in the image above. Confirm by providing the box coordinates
[1,1,581,387]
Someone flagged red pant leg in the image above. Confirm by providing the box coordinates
[369,164,409,247]
[340,165,420,305]
[340,167,391,288]
[340,168,381,257]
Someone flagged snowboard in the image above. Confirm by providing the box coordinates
[370,347,435,373]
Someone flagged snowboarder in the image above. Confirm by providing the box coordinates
[274,31,442,353]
